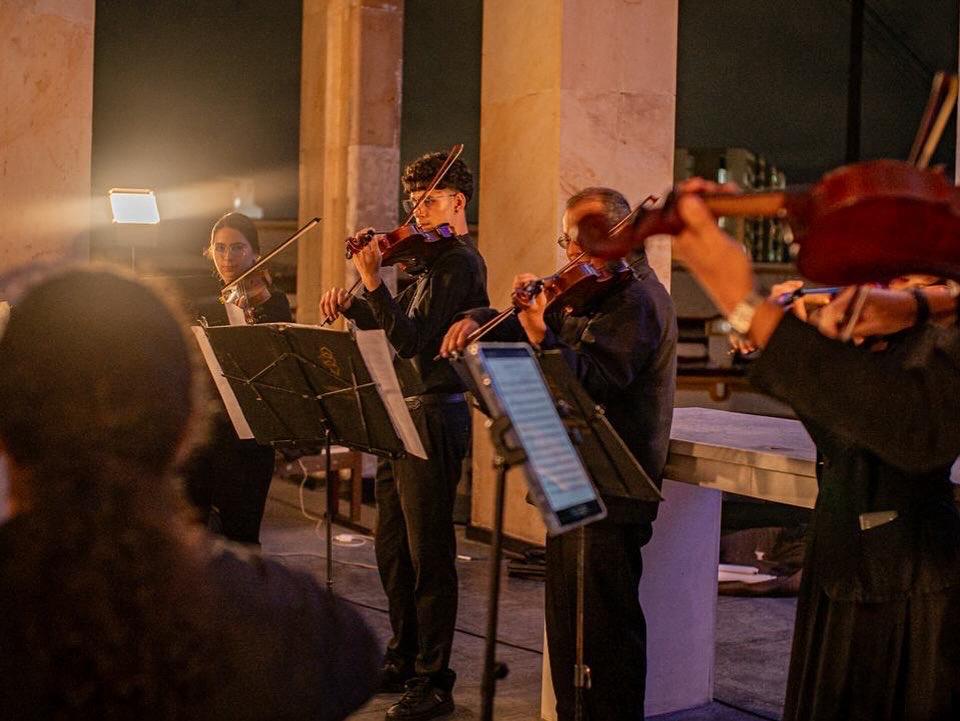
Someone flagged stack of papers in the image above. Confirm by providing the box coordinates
[718,563,778,584]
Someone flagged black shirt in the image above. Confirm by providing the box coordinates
[749,315,960,601]
[342,236,489,396]
[466,262,678,522]
[195,291,293,327]
[0,514,380,721]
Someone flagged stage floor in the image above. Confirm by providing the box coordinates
[262,478,794,721]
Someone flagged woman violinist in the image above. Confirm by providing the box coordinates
[442,188,677,721]
[662,179,960,721]
[184,212,292,545]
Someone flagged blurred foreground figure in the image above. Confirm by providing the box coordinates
[0,266,379,721]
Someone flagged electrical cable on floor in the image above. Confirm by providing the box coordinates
[276,484,781,718]
[292,458,373,547]
[265,550,543,656]
[340,596,544,657]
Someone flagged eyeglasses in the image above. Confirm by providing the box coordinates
[557,232,573,249]
[402,192,459,214]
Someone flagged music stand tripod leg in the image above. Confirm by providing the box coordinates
[480,416,525,721]
[325,427,334,589]
[574,526,591,721]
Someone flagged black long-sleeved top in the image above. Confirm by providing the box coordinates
[466,262,678,522]
[342,236,488,396]
[195,291,293,328]
[0,514,380,721]
[750,315,960,601]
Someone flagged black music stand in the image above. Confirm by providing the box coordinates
[455,346,660,721]
[196,323,422,587]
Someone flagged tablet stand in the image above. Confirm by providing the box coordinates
[462,348,662,721]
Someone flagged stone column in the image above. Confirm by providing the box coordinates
[473,0,679,544]
[0,0,95,275]
[298,0,403,323]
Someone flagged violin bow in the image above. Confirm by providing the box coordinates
[322,144,465,326]
[448,197,658,352]
[907,71,959,170]
[221,216,321,299]
[842,72,958,338]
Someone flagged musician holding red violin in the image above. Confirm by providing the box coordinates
[442,187,677,721]
[321,150,487,721]
[184,212,293,546]
[620,177,960,721]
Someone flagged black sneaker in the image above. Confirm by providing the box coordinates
[379,659,416,694]
[384,677,454,720]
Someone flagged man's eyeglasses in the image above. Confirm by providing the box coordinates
[557,232,573,249]
[402,192,458,214]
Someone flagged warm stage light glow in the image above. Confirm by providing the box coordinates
[109,188,161,224]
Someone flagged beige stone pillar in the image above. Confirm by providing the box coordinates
[297,0,403,323]
[473,0,678,543]
[0,1,95,274]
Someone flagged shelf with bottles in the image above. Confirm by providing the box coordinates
[675,147,791,264]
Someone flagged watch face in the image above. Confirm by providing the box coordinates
[727,292,762,335]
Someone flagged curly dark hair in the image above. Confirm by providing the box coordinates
[0,266,227,720]
[401,151,474,202]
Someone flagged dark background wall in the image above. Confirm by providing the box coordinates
[90,0,957,269]
[400,0,484,225]
[676,0,958,183]
[91,0,301,267]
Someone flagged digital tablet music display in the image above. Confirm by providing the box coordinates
[478,347,602,529]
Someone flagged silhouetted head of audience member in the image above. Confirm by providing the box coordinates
[0,265,223,719]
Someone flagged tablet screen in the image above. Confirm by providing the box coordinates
[479,346,601,527]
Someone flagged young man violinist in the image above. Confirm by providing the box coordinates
[440,187,678,721]
[320,152,487,721]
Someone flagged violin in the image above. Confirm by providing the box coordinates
[221,270,272,324]
[462,256,633,347]
[345,222,456,266]
[579,73,960,286]
[577,159,960,285]
[321,143,465,325]
[515,259,632,315]
[219,216,321,325]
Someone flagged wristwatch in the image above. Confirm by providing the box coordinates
[726,291,765,335]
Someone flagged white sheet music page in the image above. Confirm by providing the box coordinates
[190,326,255,440]
[354,329,428,460]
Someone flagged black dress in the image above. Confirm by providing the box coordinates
[184,292,293,545]
[750,315,960,721]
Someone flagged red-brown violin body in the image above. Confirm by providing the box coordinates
[345,222,457,266]
[514,259,633,315]
[579,159,960,284]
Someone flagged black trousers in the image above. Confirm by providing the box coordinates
[375,400,470,690]
[545,519,653,721]
[183,417,276,545]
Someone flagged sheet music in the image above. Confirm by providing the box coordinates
[354,329,428,460]
[190,326,254,440]
[224,301,246,326]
